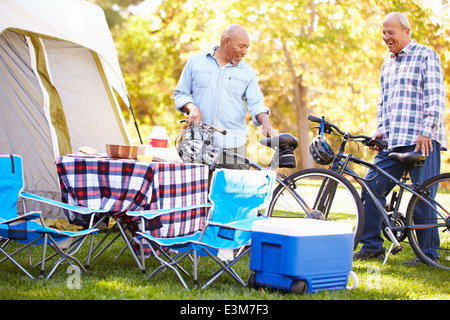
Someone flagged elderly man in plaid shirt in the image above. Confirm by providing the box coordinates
[354,12,447,265]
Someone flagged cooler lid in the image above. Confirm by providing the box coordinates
[253,218,353,236]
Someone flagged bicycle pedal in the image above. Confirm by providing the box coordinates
[392,246,403,255]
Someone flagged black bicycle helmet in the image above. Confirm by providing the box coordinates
[309,136,335,165]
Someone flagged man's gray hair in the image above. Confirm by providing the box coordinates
[385,12,412,35]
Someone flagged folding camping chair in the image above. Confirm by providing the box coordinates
[127,168,276,289]
[0,154,103,279]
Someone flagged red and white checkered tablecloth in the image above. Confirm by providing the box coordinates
[55,156,210,239]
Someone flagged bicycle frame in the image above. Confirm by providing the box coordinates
[307,114,450,265]
[332,148,448,259]
[312,115,447,235]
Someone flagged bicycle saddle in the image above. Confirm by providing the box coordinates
[388,151,426,169]
[259,133,298,151]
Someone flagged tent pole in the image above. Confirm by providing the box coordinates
[127,96,143,144]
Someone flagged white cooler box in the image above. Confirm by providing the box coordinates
[249,218,355,294]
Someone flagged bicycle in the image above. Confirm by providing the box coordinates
[175,121,365,250]
[306,114,450,269]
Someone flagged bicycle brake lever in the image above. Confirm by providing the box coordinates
[366,138,388,149]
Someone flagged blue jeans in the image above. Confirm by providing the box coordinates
[360,141,441,259]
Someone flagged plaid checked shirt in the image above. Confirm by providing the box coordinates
[378,40,447,150]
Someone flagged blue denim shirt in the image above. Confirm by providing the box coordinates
[174,46,269,148]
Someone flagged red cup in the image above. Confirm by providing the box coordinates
[149,138,168,148]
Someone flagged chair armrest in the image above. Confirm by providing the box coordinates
[208,215,268,231]
[126,203,212,220]
[0,211,41,225]
[20,191,108,215]
[36,227,98,237]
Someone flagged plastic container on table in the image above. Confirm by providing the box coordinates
[148,126,170,148]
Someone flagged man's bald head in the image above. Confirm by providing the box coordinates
[218,24,250,65]
[220,24,249,43]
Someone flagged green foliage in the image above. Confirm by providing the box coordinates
[91,0,144,27]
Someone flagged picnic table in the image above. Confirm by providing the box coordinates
[55,156,210,257]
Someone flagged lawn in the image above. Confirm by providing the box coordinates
[0,229,448,309]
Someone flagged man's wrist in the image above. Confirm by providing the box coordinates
[182,102,194,114]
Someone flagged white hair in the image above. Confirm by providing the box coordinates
[385,12,412,35]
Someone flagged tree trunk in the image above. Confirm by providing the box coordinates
[294,76,314,170]
[283,42,314,170]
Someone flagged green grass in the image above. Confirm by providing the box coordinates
[0,230,448,302]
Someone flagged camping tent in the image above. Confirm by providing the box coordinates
[0,0,134,222]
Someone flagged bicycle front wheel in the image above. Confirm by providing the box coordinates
[406,173,450,270]
[266,168,364,250]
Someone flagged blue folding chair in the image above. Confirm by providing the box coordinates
[127,168,276,289]
[0,154,103,279]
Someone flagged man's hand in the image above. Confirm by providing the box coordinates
[261,124,276,137]
[414,134,432,156]
[182,103,203,125]
[256,112,276,137]
[369,132,383,152]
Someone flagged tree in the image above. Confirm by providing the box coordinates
[89,0,144,27]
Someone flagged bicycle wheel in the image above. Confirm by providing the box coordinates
[406,173,450,270]
[266,168,364,250]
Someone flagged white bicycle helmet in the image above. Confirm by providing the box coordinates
[177,139,219,164]
[177,139,204,163]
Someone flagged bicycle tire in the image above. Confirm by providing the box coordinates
[406,172,450,270]
[266,168,364,250]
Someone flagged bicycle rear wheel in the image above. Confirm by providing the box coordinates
[266,168,364,250]
[406,173,450,270]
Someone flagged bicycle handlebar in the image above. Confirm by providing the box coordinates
[308,115,388,149]
[180,120,227,135]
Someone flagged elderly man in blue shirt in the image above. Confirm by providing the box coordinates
[354,12,447,265]
[174,24,276,169]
